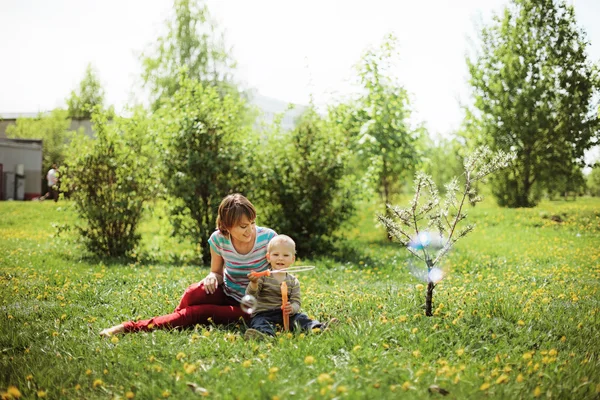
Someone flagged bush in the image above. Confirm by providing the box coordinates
[256,108,357,258]
[157,76,252,265]
[61,108,157,257]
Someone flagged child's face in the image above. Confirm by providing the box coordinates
[267,242,295,270]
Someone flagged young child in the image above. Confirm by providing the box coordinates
[244,234,336,339]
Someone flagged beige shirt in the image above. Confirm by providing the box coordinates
[246,273,301,317]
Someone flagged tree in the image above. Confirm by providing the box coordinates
[140,0,236,111]
[586,165,600,196]
[343,34,423,216]
[157,75,250,265]
[67,64,106,119]
[466,0,600,207]
[421,135,465,192]
[61,108,157,257]
[6,109,75,174]
[378,147,514,316]
[256,108,357,258]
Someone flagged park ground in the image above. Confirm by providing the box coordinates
[1,197,599,399]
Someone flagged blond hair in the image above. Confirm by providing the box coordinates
[267,234,296,253]
[216,194,256,235]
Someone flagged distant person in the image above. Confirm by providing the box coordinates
[43,164,59,202]
[100,193,277,336]
[244,234,337,340]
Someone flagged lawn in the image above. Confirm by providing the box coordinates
[1,197,599,399]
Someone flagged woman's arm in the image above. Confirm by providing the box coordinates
[203,247,225,294]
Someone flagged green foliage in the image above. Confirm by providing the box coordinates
[60,108,157,257]
[141,0,236,111]
[340,34,424,213]
[66,63,107,119]
[157,76,251,265]
[466,0,600,207]
[586,166,600,196]
[5,108,75,173]
[256,108,357,258]
[421,135,465,192]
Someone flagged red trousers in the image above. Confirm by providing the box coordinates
[122,281,248,332]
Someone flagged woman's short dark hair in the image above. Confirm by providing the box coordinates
[216,194,256,235]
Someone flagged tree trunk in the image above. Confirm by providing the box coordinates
[425,281,435,317]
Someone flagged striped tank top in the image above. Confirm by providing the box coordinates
[208,226,277,302]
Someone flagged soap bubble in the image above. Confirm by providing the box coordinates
[240,295,257,314]
[408,231,444,251]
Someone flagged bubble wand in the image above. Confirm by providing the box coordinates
[281,281,289,331]
[248,265,315,279]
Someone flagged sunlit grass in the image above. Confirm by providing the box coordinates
[1,197,599,399]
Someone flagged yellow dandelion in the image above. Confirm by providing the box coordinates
[184,363,197,374]
[176,352,186,360]
[416,284,424,291]
[103,369,108,375]
[517,320,525,326]
[480,382,490,391]
[85,369,92,376]
[74,384,81,390]
[7,386,21,398]
[412,350,421,358]
[352,345,361,352]
[37,390,47,398]
[162,390,170,398]
[52,331,59,337]
[304,355,315,365]
[269,367,279,374]
[317,373,333,384]
[533,386,542,397]
[411,328,418,334]
[560,336,566,342]
[110,336,119,344]
[26,375,33,381]
[401,381,411,391]
[125,392,135,399]
[523,352,533,360]
[456,348,465,356]
[496,374,509,384]
[242,360,252,368]
[548,349,557,357]
[337,386,348,394]
[516,374,524,383]
[92,379,103,388]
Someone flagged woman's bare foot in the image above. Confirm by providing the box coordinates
[100,324,125,337]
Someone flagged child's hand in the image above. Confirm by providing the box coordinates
[281,301,293,315]
[247,272,260,283]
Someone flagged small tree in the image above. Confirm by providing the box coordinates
[141,0,236,111]
[378,147,514,316]
[257,107,356,258]
[61,108,157,257]
[157,75,250,265]
[67,64,107,119]
[342,34,424,219]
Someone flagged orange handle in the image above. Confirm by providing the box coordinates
[249,270,271,279]
[281,281,289,331]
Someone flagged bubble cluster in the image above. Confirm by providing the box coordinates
[240,294,257,314]
[407,231,447,284]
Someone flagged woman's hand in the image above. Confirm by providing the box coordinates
[203,272,223,294]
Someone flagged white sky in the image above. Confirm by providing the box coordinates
[1,0,599,143]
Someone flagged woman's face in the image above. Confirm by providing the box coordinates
[228,215,256,244]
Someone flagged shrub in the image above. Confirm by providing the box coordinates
[256,108,357,258]
[61,108,157,257]
[157,76,252,265]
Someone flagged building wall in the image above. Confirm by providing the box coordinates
[0,139,43,199]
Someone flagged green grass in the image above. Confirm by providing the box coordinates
[1,197,599,399]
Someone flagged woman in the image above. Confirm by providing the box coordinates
[100,194,276,336]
